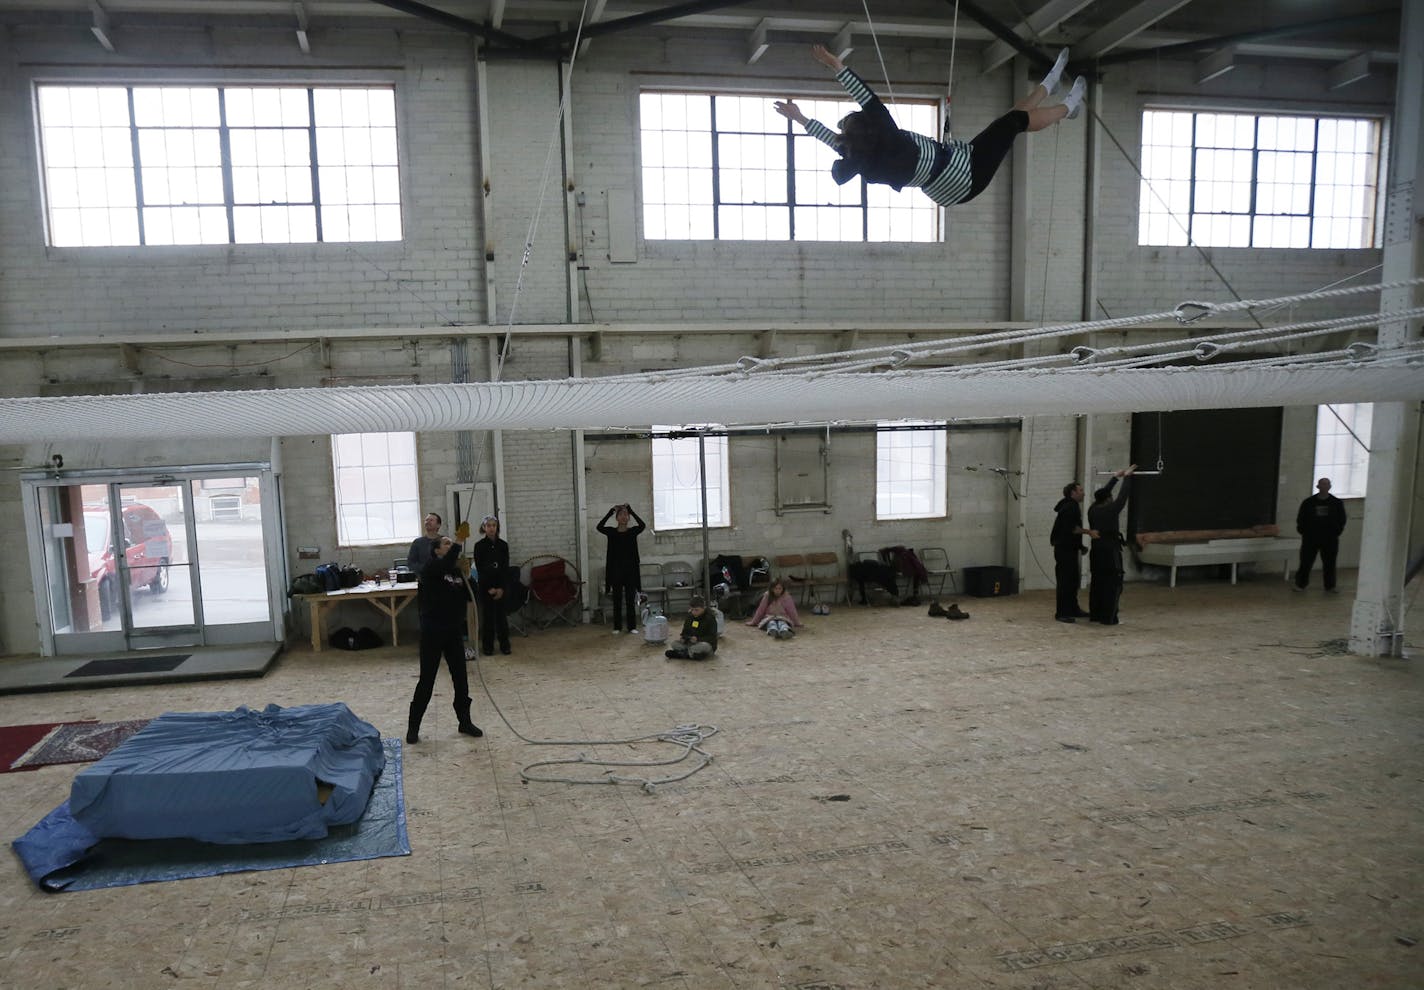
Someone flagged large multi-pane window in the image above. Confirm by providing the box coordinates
[36,84,402,247]
[331,432,420,546]
[1139,109,1381,248]
[640,91,940,242]
[1313,403,1371,498]
[875,422,946,520]
[652,427,730,529]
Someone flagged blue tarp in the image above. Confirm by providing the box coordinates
[12,738,408,891]
[66,702,384,844]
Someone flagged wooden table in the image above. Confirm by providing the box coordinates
[300,582,476,653]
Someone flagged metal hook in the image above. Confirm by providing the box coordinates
[1193,341,1222,361]
[1173,301,1213,324]
[1070,345,1098,363]
[1345,342,1378,361]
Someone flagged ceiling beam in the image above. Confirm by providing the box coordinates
[1328,52,1372,90]
[89,0,115,52]
[1195,44,1236,84]
[532,0,762,47]
[946,0,1055,72]
[365,0,542,50]
[747,17,768,64]
[978,0,1096,74]
[293,0,309,53]
[1093,9,1398,65]
[1078,0,1195,57]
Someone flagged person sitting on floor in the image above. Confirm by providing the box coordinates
[666,595,719,660]
[745,578,804,640]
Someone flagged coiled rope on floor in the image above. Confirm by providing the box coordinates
[468,654,719,793]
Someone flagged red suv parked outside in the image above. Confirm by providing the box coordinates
[84,502,173,620]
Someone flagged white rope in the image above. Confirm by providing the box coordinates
[495,0,594,383]
[859,0,897,106]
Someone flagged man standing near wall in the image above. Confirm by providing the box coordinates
[1294,478,1347,593]
[1050,482,1094,623]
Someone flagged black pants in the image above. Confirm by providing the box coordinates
[1054,545,1083,618]
[609,582,638,630]
[409,623,472,733]
[1296,535,1339,590]
[477,589,510,653]
[961,109,1029,203]
[1088,541,1123,624]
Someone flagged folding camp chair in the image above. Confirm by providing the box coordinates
[521,555,583,630]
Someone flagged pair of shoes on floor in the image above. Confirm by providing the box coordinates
[929,601,970,620]
[458,722,483,738]
[810,602,831,615]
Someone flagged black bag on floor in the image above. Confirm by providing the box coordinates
[329,626,383,650]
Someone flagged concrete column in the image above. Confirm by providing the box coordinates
[1349,0,1424,657]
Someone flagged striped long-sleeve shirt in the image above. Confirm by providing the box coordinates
[803,67,974,208]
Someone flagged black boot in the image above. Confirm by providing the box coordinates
[458,722,483,737]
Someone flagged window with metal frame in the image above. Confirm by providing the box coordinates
[640,91,940,242]
[331,432,420,546]
[35,83,402,247]
[1138,109,1382,249]
[1312,403,1371,499]
[651,427,730,530]
[875,421,946,520]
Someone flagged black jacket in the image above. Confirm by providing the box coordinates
[472,536,510,593]
[679,612,718,651]
[1296,493,1346,540]
[596,507,646,589]
[1050,497,1084,550]
[417,544,467,626]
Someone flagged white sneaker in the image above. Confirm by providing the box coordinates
[1064,76,1087,119]
[1042,47,1069,94]
[611,629,622,635]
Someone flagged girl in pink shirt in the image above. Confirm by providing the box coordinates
[745,578,804,640]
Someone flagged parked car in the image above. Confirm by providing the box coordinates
[83,502,173,620]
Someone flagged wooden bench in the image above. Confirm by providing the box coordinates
[1137,537,1301,588]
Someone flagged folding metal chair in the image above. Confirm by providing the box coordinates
[521,555,583,630]
[918,547,957,596]
[662,560,698,614]
[639,561,668,615]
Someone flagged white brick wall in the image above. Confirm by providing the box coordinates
[0,20,1392,653]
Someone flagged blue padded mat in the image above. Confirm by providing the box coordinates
[12,738,408,891]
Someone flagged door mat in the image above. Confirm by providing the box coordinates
[0,722,70,771]
[12,738,409,891]
[6,719,153,773]
[66,654,191,678]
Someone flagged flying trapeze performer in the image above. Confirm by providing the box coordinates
[774,44,1085,208]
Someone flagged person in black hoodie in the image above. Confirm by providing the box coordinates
[1294,478,1347,593]
[407,536,481,744]
[1050,481,1095,623]
[596,503,646,634]
[1087,465,1136,625]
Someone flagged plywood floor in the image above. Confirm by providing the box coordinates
[1,574,1420,989]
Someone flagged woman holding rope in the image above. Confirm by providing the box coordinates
[774,44,1084,208]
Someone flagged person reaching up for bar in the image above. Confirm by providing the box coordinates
[774,44,1084,209]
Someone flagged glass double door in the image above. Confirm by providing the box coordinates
[35,474,275,654]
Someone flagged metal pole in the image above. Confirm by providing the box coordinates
[699,433,711,597]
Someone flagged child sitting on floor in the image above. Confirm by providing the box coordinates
[745,578,804,640]
[665,595,719,660]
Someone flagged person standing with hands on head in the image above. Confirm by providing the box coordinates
[596,502,646,634]
[407,536,481,744]
[774,44,1085,210]
[472,515,512,656]
[406,511,443,575]
[1087,465,1136,625]
[1051,481,1095,623]
[1294,478,1347,593]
